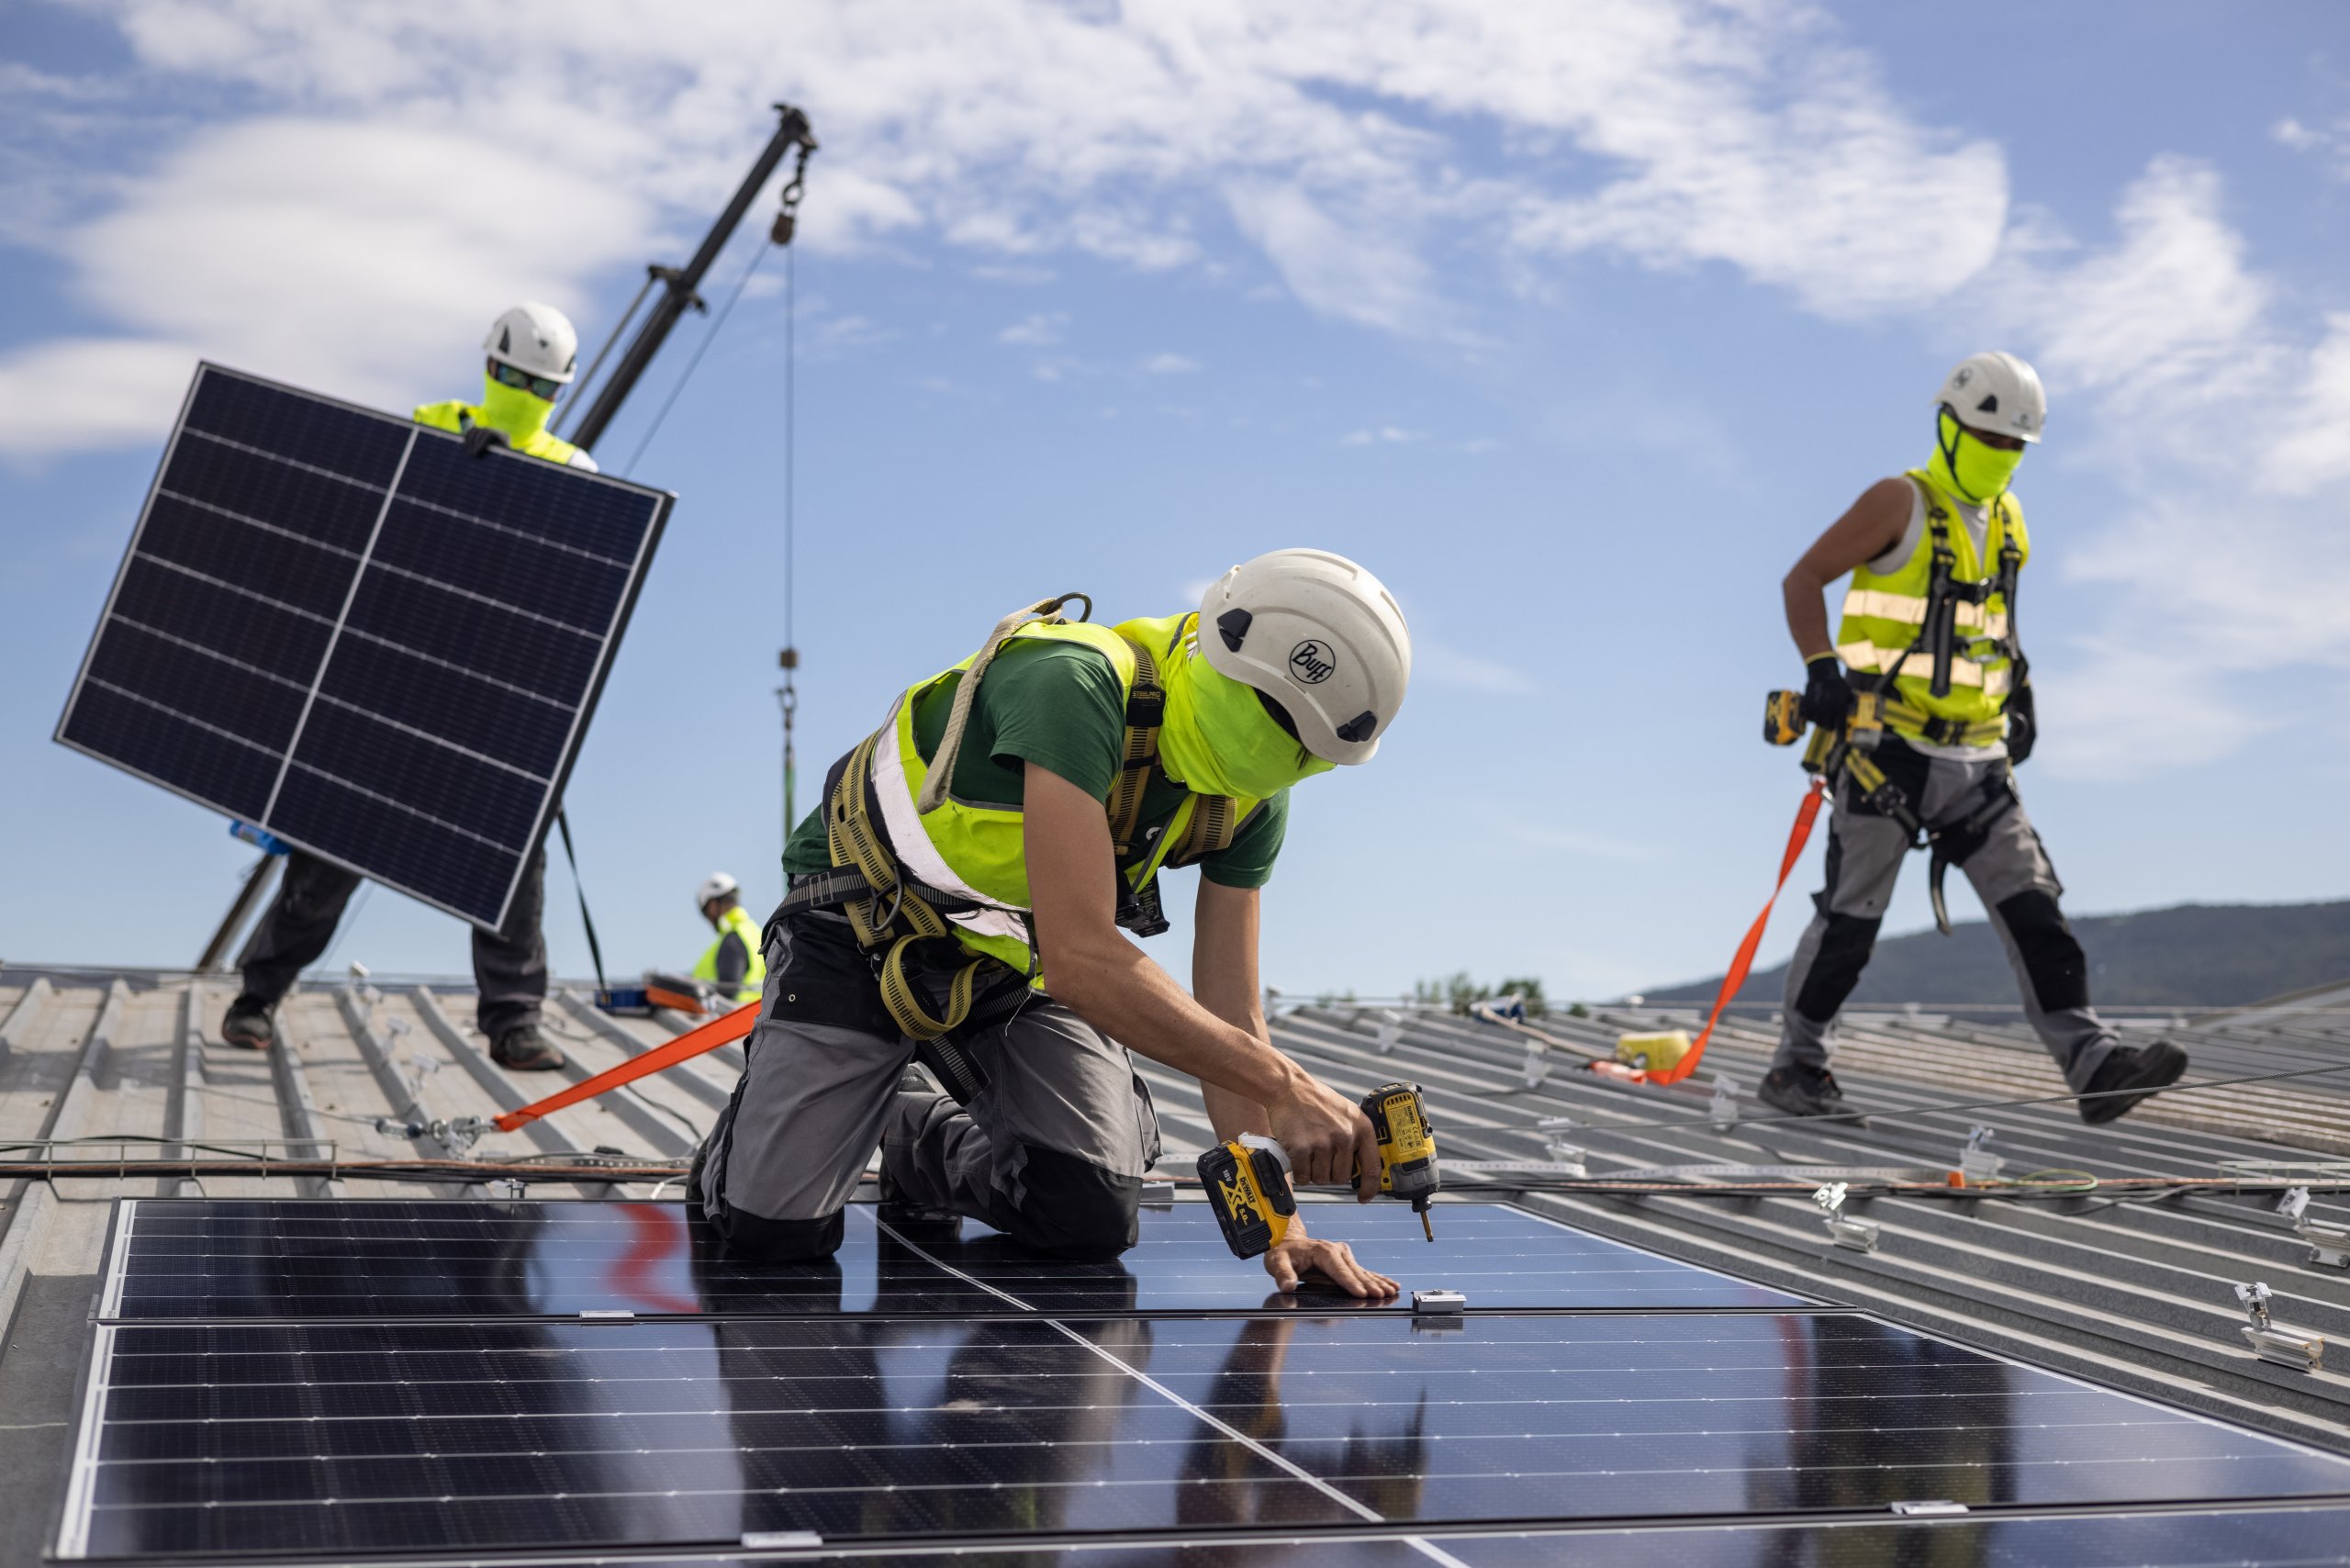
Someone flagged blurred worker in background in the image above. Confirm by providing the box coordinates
[692,550,1409,1297]
[220,303,594,1070]
[693,872,767,1005]
[1761,352,2188,1126]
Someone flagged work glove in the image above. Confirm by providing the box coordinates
[2007,682,2037,766]
[1798,653,1853,730]
[463,423,510,459]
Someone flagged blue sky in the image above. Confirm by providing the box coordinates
[4,1,2347,1003]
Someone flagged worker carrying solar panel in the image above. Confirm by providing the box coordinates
[1757,352,2189,1126]
[219,303,599,1071]
[691,872,767,1005]
[689,550,1409,1297]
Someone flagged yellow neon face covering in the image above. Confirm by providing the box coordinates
[1931,409,2024,502]
[1159,640,1334,801]
[479,374,557,443]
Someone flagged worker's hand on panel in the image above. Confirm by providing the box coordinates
[1264,1221,1398,1298]
[463,422,511,459]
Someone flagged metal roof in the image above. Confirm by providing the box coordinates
[1,965,2347,1566]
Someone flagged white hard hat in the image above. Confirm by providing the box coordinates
[696,872,739,909]
[485,302,579,384]
[1934,351,2043,443]
[1198,549,1411,765]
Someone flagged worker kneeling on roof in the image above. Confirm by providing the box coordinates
[692,873,767,1005]
[690,550,1406,1296]
[1762,353,2188,1126]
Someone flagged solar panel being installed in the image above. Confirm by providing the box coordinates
[61,1311,2350,1557]
[54,364,671,930]
[59,1195,2350,1562]
[98,1199,1803,1319]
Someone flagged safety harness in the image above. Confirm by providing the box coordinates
[774,596,1243,1068]
[1820,487,2031,935]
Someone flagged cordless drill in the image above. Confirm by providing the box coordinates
[1198,1081,1440,1259]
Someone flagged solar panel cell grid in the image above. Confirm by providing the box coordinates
[54,364,670,929]
[102,1200,1806,1320]
[65,1312,2350,1560]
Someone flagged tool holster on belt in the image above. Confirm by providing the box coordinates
[1798,689,2020,936]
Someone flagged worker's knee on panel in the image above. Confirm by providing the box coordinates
[709,1203,846,1262]
[1997,890,2090,1014]
[1003,1145,1141,1260]
[1792,913,1882,1024]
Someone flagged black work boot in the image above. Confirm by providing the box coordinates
[877,1065,961,1240]
[221,994,277,1051]
[2077,1040,2188,1126]
[1757,1063,1863,1122]
[490,1024,565,1071]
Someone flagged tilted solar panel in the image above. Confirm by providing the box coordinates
[53,364,672,929]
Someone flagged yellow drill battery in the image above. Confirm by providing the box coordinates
[1198,1136,1295,1258]
[1199,1081,1440,1258]
[1615,1030,1694,1073]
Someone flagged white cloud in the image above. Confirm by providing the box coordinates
[1417,637,1540,695]
[2275,116,2350,180]
[998,312,1069,347]
[1141,352,1199,375]
[1966,158,2350,777]
[1341,425,1422,446]
[2,0,2020,454]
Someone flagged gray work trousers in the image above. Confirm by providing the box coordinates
[1774,738,2119,1090]
[695,909,1162,1261]
[237,844,549,1039]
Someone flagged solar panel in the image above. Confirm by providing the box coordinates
[61,1311,2350,1559]
[192,1508,2350,1568]
[100,1199,1804,1320]
[54,364,672,930]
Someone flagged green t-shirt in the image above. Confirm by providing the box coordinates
[782,638,1287,890]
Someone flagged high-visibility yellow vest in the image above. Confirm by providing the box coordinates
[867,614,1261,976]
[413,400,588,467]
[1835,467,2031,737]
[692,903,767,1004]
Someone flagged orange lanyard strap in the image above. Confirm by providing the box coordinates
[1644,779,1827,1087]
[493,1002,759,1134]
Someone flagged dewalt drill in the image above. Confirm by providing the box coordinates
[1198,1081,1439,1259]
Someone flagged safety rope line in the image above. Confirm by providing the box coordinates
[1507,1057,2350,1139]
[1646,778,1825,1086]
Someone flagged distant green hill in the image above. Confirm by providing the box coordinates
[1643,900,2350,1010]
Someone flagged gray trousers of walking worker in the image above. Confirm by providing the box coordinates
[693,904,1162,1261]
[1774,734,2121,1089]
[237,845,549,1039]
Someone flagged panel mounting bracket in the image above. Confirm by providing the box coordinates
[1815,1182,1882,1253]
[2235,1281,2326,1371]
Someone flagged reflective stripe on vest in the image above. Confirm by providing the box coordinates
[691,903,767,1003]
[1835,468,2030,735]
[413,399,587,466]
[866,616,1261,975]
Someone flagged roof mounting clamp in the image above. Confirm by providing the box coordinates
[1959,1126,2005,1185]
[1709,1073,1741,1134]
[742,1532,823,1550]
[2235,1282,2326,1372]
[1535,1115,1588,1176]
[1816,1182,1882,1253]
[1140,1180,1177,1209]
[1413,1288,1466,1315]
[1888,1501,1969,1517]
[2278,1187,2350,1270]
